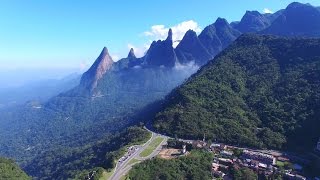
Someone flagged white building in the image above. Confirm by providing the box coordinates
[182,145,187,154]
[242,150,276,165]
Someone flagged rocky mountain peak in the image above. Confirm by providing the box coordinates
[127,48,136,59]
[261,2,320,37]
[235,10,271,33]
[144,29,177,67]
[286,2,309,9]
[80,47,114,91]
[176,29,212,65]
[215,17,229,26]
[244,10,262,16]
[185,29,197,38]
[166,28,173,41]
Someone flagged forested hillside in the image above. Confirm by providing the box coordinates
[154,34,320,151]
[24,126,150,179]
[1,2,320,179]
[128,150,213,180]
[0,157,30,180]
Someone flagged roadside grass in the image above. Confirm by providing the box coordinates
[127,158,140,166]
[99,169,114,180]
[139,137,164,157]
[120,175,127,180]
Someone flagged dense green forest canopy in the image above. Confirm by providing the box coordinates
[24,126,150,179]
[0,157,30,180]
[0,66,189,167]
[154,34,320,151]
[128,150,213,180]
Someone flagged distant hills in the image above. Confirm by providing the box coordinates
[261,2,320,37]
[1,1,320,179]
[0,73,80,107]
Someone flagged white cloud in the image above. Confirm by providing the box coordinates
[111,54,120,62]
[263,8,273,14]
[126,20,201,60]
[79,61,89,71]
[174,61,199,71]
[143,20,201,47]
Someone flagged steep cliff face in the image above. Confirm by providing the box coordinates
[234,11,271,33]
[175,30,212,66]
[198,18,241,58]
[144,29,178,67]
[80,47,114,91]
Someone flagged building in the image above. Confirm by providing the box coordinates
[210,143,226,151]
[221,150,234,157]
[284,173,306,180]
[192,140,207,149]
[182,145,186,154]
[242,150,276,165]
[317,138,320,151]
[212,170,225,178]
[217,158,233,166]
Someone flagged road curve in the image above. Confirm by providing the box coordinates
[109,129,168,180]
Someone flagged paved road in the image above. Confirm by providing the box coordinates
[109,129,168,180]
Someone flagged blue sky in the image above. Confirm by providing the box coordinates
[0,0,319,73]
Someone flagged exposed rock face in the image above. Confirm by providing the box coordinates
[198,18,241,58]
[262,2,320,37]
[127,48,136,59]
[144,29,178,67]
[175,30,212,66]
[80,47,113,91]
[234,11,271,33]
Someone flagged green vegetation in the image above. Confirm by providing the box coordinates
[139,137,164,157]
[99,169,114,180]
[276,161,285,167]
[276,161,293,170]
[129,150,213,180]
[0,157,30,180]
[24,126,151,179]
[127,158,140,166]
[0,66,188,176]
[230,166,258,180]
[154,34,320,151]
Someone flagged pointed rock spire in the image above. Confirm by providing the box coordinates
[166,28,173,41]
[80,47,114,91]
[127,48,136,59]
[144,28,177,67]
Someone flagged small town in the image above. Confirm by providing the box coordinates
[153,136,320,180]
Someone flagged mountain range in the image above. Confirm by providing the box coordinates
[0,2,320,179]
[153,34,320,151]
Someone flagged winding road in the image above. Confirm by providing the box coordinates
[109,128,168,180]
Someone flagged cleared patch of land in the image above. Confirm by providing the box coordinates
[139,137,164,157]
[158,148,181,159]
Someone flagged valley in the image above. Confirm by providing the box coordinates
[0,1,320,180]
